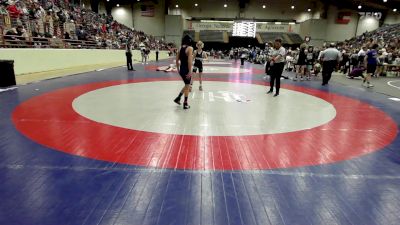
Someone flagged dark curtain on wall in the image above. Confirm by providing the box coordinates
[228,37,262,49]
[105,1,112,15]
[90,0,99,13]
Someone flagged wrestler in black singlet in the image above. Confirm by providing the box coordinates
[297,48,307,66]
[174,35,193,109]
[193,50,204,73]
[179,46,191,84]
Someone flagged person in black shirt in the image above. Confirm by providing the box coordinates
[294,44,307,81]
[155,45,159,61]
[174,35,194,109]
[340,50,350,74]
[267,38,286,97]
[305,46,315,80]
[64,32,71,40]
[350,50,359,74]
[234,48,239,61]
[125,41,135,71]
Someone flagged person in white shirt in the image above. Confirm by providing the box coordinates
[319,43,341,85]
[358,46,368,66]
[267,38,286,97]
[139,41,146,64]
[285,54,294,71]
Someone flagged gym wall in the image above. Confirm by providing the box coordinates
[384,12,400,25]
[105,0,395,46]
[112,5,134,28]
[165,15,183,45]
[0,49,169,75]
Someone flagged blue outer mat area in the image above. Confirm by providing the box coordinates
[1,61,399,225]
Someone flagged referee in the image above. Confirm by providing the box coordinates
[319,43,341,85]
[125,41,135,71]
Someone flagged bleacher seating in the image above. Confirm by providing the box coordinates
[345,23,400,50]
[0,0,170,50]
[183,30,304,46]
[286,33,304,44]
[259,32,286,44]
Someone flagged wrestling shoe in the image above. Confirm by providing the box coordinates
[174,97,181,105]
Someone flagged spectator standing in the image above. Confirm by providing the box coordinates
[125,41,135,71]
[267,38,286,97]
[319,43,341,85]
[139,41,146,64]
[174,35,193,110]
[363,44,379,87]
[358,46,368,66]
[156,45,159,61]
[305,46,316,80]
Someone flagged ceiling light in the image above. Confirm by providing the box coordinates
[358,5,362,9]
[116,4,119,7]
[263,5,266,9]
[383,0,387,2]
[176,4,179,8]
[195,3,198,7]
[224,4,228,8]
[106,0,109,2]
[291,5,295,9]
[308,8,311,12]
[393,8,397,12]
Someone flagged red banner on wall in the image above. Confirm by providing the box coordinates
[336,12,352,24]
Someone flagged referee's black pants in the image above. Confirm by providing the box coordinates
[126,52,133,70]
[322,60,337,85]
[269,62,285,94]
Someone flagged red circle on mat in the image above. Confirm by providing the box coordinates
[12,78,398,170]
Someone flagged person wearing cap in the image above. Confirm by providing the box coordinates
[319,43,341,85]
[267,38,286,97]
[174,35,194,109]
